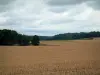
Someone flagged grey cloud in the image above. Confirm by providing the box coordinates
[47,0,88,6]
[0,0,15,5]
[48,0,100,10]
[0,0,100,36]
[0,6,8,12]
[0,0,16,12]
[87,0,100,10]
[47,0,89,13]
[49,8,66,13]
[48,6,72,13]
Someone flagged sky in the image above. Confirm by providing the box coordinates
[0,0,100,36]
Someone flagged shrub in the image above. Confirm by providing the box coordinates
[31,35,40,46]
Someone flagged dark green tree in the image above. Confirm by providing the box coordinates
[0,29,18,45]
[17,34,30,46]
[31,35,40,46]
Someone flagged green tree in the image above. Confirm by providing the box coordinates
[31,35,40,46]
[0,29,18,45]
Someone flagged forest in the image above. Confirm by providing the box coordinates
[0,29,100,45]
[0,29,40,46]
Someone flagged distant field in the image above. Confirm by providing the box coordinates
[0,40,100,75]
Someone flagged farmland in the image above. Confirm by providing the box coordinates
[0,40,100,75]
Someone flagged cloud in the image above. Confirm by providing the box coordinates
[47,0,100,10]
[0,0,100,36]
[0,0,14,5]
[47,0,89,6]
[87,0,100,10]
[0,0,16,12]
[48,6,68,13]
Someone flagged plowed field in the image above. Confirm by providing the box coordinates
[0,40,100,75]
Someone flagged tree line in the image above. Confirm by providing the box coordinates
[0,29,40,46]
[0,29,100,46]
[47,31,100,40]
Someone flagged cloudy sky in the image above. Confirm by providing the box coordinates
[0,0,100,36]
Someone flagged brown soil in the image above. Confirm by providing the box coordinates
[0,40,100,75]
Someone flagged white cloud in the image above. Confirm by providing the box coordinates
[0,0,100,36]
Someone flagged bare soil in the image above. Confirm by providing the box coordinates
[0,40,100,75]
